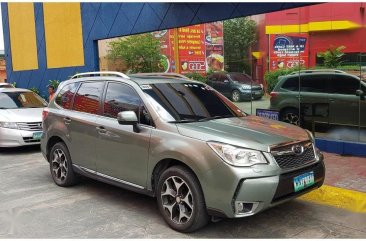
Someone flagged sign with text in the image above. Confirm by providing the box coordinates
[256,109,279,121]
[269,34,309,71]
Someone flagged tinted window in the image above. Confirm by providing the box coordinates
[73,82,104,114]
[300,75,326,92]
[282,77,299,91]
[0,91,47,109]
[328,75,360,94]
[230,73,252,84]
[142,82,245,122]
[218,73,227,82]
[104,82,151,125]
[55,82,79,109]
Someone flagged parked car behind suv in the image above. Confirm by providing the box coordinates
[207,72,264,102]
[270,69,366,127]
[41,71,325,232]
[0,88,47,147]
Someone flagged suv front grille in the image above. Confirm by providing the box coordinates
[17,122,42,131]
[271,141,315,169]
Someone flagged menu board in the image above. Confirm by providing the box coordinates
[269,33,309,71]
[152,21,224,75]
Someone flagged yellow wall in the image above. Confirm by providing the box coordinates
[8,3,38,71]
[43,3,84,68]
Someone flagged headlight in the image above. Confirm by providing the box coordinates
[207,142,268,167]
[0,122,18,129]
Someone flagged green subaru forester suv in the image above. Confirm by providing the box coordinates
[41,72,325,232]
[270,69,366,127]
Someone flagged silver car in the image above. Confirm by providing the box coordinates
[0,88,47,147]
[41,72,325,232]
[0,83,14,88]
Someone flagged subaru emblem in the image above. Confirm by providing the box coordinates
[292,145,304,155]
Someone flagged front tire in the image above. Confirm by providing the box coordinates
[49,142,79,187]
[156,166,208,233]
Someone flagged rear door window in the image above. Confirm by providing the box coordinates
[300,75,326,92]
[55,82,79,109]
[72,82,104,114]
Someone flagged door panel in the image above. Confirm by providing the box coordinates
[95,117,151,187]
[95,82,152,187]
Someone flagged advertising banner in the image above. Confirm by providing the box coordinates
[152,21,224,74]
[269,34,309,71]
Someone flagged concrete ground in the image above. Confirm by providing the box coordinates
[0,146,365,238]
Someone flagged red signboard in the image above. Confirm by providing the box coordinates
[152,21,224,74]
[269,33,309,71]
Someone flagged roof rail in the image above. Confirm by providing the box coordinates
[129,72,190,79]
[71,71,130,79]
[289,69,346,75]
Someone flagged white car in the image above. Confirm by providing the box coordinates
[0,83,14,88]
[0,88,47,147]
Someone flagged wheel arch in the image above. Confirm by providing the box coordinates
[46,135,69,162]
[150,158,202,196]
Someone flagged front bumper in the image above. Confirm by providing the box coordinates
[0,127,42,147]
[239,89,264,100]
[202,154,325,218]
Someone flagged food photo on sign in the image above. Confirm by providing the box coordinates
[206,45,224,72]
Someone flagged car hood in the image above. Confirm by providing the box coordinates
[0,108,43,122]
[176,115,310,152]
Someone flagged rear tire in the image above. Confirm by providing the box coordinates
[156,166,209,232]
[281,108,300,126]
[49,142,79,187]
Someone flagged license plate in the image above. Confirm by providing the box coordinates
[33,131,43,140]
[293,171,315,192]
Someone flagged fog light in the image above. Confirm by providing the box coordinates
[234,201,259,215]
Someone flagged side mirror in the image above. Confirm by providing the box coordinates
[117,111,140,132]
[356,89,365,100]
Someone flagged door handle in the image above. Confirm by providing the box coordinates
[329,98,335,103]
[96,126,107,134]
[64,117,71,125]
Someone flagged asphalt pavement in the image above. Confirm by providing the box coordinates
[0,146,365,238]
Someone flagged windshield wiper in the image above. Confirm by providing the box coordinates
[168,119,198,123]
[198,115,233,122]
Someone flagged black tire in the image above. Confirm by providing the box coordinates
[231,90,241,102]
[156,166,209,233]
[49,142,79,187]
[281,108,301,126]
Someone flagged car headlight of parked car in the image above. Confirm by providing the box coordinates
[305,129,315,143]
[0,122,18,129]
[208,142,268,167]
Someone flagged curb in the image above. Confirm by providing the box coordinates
[298,185,366,213]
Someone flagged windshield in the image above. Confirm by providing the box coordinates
[142,82,245,122]
[0,91,47,109]
[230,73,254,84]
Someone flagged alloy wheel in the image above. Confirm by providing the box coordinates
[232,91,240,102]
[283,112,300,126]
[161,176,194,224]
[51,149,68,182]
